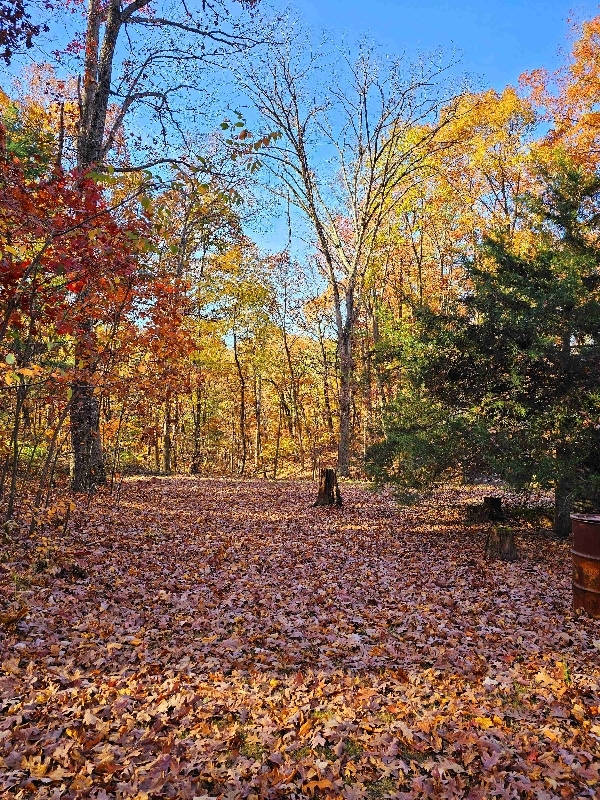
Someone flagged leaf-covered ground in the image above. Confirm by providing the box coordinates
[1,477,600,799]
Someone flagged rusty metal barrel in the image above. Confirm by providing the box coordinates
[571,514,600,617]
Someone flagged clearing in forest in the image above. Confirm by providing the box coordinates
[1,478,600,798]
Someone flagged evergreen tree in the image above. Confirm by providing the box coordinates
[368,157,600,537]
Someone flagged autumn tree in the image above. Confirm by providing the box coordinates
[521,14,600,173]
[239,36,463,475]
[5,0,268,491]
[0,110,149,519]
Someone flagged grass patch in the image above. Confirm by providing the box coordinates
[315,744,336,762]
[311,708,333,720]
[507,504,553,526]
[292,745,312,761]
[365,777,397,798]
[239,732,265,761]
[397,743,428,763]
[344,738,363,759]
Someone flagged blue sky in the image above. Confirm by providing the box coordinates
[294,0,599,90]
[3,0,598,255]
[246,0,600,254]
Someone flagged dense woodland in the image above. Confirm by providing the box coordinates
[2,1,600,537]
[1,4,600,799]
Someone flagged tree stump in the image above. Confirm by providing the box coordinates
[313,468,342,507]
[483,496,504,521]
[485,526,518,561]
[466,496,504,524]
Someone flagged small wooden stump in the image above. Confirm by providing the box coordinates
[485,526,518,562]
[313,468,342,507]
[466,496,504,524]
[483,496,504,521]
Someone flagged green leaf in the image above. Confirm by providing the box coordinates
[5,353,16,365]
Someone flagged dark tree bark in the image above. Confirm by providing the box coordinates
[162,400,172,474]
[232,330,247,476]
[337,324,353,477]
[69,0,121,492]
[485,526,518,562]
[70,313,105,492]
[70,379,106,492]
[313,468,342,507]
[483,496,504,521]
[554,473,572,539]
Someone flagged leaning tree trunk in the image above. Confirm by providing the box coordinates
[313,468,343,507]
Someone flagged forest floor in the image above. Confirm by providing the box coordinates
[1,477,600,799]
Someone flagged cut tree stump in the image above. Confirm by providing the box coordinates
[485,526,518,561]
[465,496,504,524]
[483,496,504,521]
[313,468,342,507]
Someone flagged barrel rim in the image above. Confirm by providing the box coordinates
[572,548,600,561]
[573,581,600,594]
[570,513,600,523]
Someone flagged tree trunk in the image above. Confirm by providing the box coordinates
[313,468,342,507]
[5,378,26,520]
[361,331,373,458]
[254,373,262,472]
[172,400,179,471]
[191,386,202,473]
[273,402,282,480]
[233,331,246,476]
[77,0,122,170]
[69,0,123,491]
[323,369,334,433]
[554,474,572,539]
[485,526,518,561]
[153,409,160,472]
[337,330,352,477]
[163,401,172,474]
[70,379,106,492]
